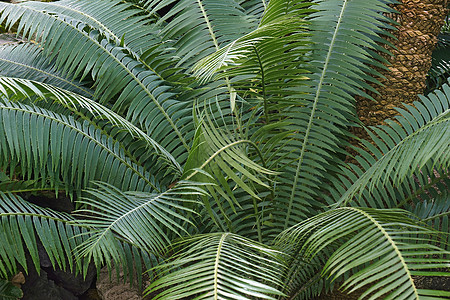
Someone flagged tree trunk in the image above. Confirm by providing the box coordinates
[353,0,448,142]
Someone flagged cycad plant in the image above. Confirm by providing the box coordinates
[426,25,450,93]
[0,0,449,299]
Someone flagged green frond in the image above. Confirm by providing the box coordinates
[426,34,450,93]
[274,0,396,229]
[192,0,312,83]
[192,0,398,233]
[185,113,275,192]
[0,99,159,192]
[0,190,158,286]
[0,278,23,299]
[410,189,450,251]
[0,75,182,176]
[23,0,161,56]
[278,207,450,300]
[192,0,316,233]
[280,256,332,300]
[180,107,276,237]
[0,43,92,97]
[325,154,450,216]
[338,81,450,206]
[150,0,259,69]
[1,1,448,299]
[74,181,206,258]
[0,179,52,194]
[0,192,87,277]
[145,233,286,300]
[0,2,193,160]
[19,0,189,89]
[240,0,266,22]
[259,0,314,26]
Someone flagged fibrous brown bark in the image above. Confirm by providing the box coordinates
[353,0,448,141]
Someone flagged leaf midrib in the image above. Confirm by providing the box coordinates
[284,0,349,230]
[340,108,450,206]
[0,57,93,97]
[81,190,166,254]
[348,207,419,299]
[213,233,228,299]
[0,104,159,191]
[32,1,168,82]
[12,4,189,150]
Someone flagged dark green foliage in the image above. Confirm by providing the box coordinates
[0,0,448,299]
[0,279,22,300]
[426,34,450,93]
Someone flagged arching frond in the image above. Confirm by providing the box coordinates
[0,2,194,161]
[1,1,448,299]
[0,100,158,192]
[145,233,285,300]
[0,43,92,97]
[144,0,259,69]
[0,75,182,175]
[278,207,450,300]
[0,191,157,286]
[192,0,312,83]
[338,81,450,206]
[273,0,395,229]
[18,0,188,90]
[192,0,317,233]
[181,112,276,236]
[194,0,397,231]
[74,181,206,259]
[0,192,87,277]
[23,0,162,55]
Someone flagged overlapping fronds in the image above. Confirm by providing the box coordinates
[143,0,259,69]
[181,112,276,237]
[192,0,313,232]
[185,112,275,197]
[0,0,448,299]
[0,2,194,163]
[192,0,312,84]
[0,99,159,192]
[0,173,50,194]
[193,0,398,233]
[18,0,190,90]
[145,233,285,300]
[278,207,450,300]
[426,34,450,92]
[410,189,450,251]
[280,255,333,300]
[23,0,161,55]
[0,278,22,299]
[0,76,182,176]
[0,192,86,277]
[0,43,92,97]
[0,190,160,285]
[240,0,267,21]
[274,0,395,229]
[337,81,450,207]
[74,181,207,261]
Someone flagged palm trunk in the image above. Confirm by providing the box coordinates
[353,0,448,141]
